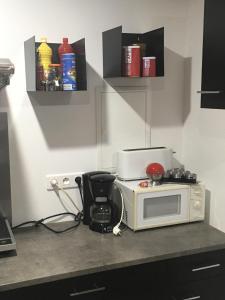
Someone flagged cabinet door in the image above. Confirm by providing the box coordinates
[106,261,167,300]
[201,0,225,109]
[0,284,107,300]
[169,275,225,300]
[49,273,108,300]
[0,284,66,300]
[0,274,108,300]
[166,249,225,284]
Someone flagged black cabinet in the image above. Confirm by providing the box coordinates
[24,36,87,92]
[201,0,225,109]
[0,260,167,300]
[167,248,225,284]
[169,276,225,300]
[106,260,167,300]
[0,273,108,300]
[166,249,225,300]
[1,249,225,300]
[102,26,164,78]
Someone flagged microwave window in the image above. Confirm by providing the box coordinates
[143,195,181,219]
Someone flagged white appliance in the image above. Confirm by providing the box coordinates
[0,59,14,89]
[116,179,205,231]
[117,147,173,181]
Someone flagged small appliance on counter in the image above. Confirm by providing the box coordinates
[0,113,16,252]
[0,59,14,89]
[0,214,16,252]
[116,179,205,231]
[115,146,205,232]
[117,147,173,181]
[82,171,120,233]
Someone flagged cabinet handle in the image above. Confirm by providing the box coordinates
[183,297,200,300]
[197,90,222,94]
[192,263,221,272]
[69,286,106,297]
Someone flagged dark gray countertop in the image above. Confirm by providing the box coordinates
[1,222,225,292]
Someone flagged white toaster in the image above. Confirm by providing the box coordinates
[117,147,173,181]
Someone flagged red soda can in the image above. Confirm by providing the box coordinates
[123,46,140,77]
[142,57,156,77]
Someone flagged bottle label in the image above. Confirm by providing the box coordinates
[62,54,77,91]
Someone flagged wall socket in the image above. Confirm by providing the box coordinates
[46,172,83,190]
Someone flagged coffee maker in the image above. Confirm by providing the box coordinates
[82,171,118,233]
[0,113,16,252]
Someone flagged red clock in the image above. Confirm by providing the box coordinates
[146,163,164,185]
[146,163,164,176]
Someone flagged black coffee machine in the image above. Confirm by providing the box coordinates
[0,113,16,252]
[82,171,118,233]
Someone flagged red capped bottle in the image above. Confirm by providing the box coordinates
[58,38,73,63]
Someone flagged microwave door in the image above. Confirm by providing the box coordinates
[136,189,190,230]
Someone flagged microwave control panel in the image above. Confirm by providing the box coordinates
[189,184,205,221]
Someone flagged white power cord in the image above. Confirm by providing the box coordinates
[113,186,124,236]
[50,179,82,214]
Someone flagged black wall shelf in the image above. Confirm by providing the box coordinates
[24,36,87,92]
[102,26,164,78]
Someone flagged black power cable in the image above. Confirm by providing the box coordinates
[13,178,84,234]
[75,176,84,206]
[12,212,82,234]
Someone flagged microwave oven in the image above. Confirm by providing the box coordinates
[115,180,205,231]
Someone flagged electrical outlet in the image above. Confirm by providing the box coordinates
[46,172,83,191]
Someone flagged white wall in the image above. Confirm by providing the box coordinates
[0,0,190,225]
[182,0,225,233]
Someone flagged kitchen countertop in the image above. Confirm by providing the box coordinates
[1,222,225,292]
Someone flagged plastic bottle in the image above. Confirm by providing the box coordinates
[37,37,52,81]
[62,53,77,91]
[58,38,73,62]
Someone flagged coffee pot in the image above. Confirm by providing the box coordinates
[82,172,117,233]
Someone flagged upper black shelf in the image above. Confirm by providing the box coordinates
[102,26,164,78]
[24,36,87,92]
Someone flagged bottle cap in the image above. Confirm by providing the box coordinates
[63,38,68,43]
[49,64,60,67]
[40,37,47,43]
